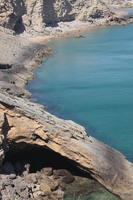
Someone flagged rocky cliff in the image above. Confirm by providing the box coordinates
[0,0,132,35]
[0,91,133,200]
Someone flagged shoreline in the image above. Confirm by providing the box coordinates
[13,13,133,98]
[29,22,105,44]
[28,10,133,44]
[1,8,131,97]
[0,31,52,98]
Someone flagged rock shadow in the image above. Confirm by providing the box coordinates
[2,142,92,179]
[43,0,74,26]
[14,17,25,34]
[0,64,12,70]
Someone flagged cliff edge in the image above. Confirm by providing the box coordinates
[0,91,133,200]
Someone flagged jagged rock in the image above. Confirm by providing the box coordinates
[0,91,133,200]
[40,182,51,196]
[50,181,59,192]
[0,113,4,129]
[78,1,113,22]
[0,0,132,35]
[0,113,6,167]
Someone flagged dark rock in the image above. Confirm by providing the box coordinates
[61,175,75,184]
[53,169,71,177]
[3,161,15,174]
[14,161,24,174]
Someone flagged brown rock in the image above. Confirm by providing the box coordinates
[52,189,64,199]
[40,183,51,196]
[0,113,4,128]
[41,167,53,176]
[53,169,71,177]
[50,181,59,192]
[61,175,75,184]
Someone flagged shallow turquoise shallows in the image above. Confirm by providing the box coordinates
[28,23,133,161]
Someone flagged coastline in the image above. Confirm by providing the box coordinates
[28,10,133,44]
[1,15,133,200]
[1,8,132,97]
[2,12,132,99]
[0,31,52,98]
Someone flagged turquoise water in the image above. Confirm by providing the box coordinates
[28,24,133,161]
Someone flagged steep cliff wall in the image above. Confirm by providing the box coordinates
[0,0,132,34]
[0,0,93,33]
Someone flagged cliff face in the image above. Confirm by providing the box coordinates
[0,0,132,34]
[0,0,94,33]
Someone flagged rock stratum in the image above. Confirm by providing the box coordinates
[0,91,133,200]
[0,0,133,35]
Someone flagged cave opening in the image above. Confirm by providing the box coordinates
[2,142,91,179]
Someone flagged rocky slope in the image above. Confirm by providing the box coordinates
[0,31,52,98]
[0,0,133,35]
[0,91,133,200]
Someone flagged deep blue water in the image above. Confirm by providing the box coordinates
[28,23,133,161]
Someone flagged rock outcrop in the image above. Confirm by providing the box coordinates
[0,0,132,35]
[0,113,6,167]
[0,91,133,200]
[77,1,113,22]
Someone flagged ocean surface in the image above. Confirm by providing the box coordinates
[28,17,133,162]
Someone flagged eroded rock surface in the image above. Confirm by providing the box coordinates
[0,31,52,98]
[0,0,132,35]
[0,113,6,167]
[0,91,133,200]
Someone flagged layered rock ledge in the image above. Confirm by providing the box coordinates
[0,91,133,200]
